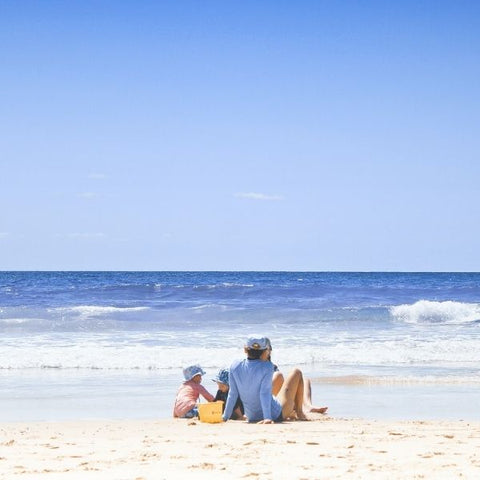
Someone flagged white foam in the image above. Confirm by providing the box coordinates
[1,330,480,372]
[390,300,480,324]
[0,338,242,371]
[190,304,229,311]
[313,374,480,385]
[55,305,150,317]
[0,318,33,325]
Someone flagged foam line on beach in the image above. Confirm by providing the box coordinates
[312,374,480,385]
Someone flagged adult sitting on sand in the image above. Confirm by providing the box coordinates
[223,335,309,424]
[266,338,328,414]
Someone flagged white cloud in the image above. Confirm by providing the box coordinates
[78,192,100,199]
[234,192,284,201]
[88,173,107,179]
[0,232,10,239]
[66,233,106,240]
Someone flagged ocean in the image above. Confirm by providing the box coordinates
[1,271,480,421]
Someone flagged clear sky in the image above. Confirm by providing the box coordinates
[1,1,479,271]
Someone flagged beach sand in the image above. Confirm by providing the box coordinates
[1,414,480,479]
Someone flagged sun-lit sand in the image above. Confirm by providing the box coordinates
[1,414,480,479]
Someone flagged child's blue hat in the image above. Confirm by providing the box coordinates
[183,364,206,381]
[212,368,229,386]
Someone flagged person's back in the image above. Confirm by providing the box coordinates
[223,335,313,424]
[225,356,282,423]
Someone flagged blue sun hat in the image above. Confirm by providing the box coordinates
[212,368,229,386]
[245,335,268,350]
[183,364,206,381]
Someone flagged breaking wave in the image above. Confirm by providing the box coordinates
[390,300,480,325]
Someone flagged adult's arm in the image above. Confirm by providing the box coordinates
[223,372,239,421]
[259,368,273,421]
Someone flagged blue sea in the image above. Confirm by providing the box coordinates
[1,271,480,422]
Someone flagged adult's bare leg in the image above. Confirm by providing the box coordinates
[272,371,284,396]
[303,378,328,414]
[277,368,307,420]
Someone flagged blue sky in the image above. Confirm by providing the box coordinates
[1,1,479,271]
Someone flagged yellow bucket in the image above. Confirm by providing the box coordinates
[198,401,223,423]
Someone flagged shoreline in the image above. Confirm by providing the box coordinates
[1,416,479,479]
[2,369,480,423]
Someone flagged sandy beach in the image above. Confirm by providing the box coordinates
[2,414,480,479]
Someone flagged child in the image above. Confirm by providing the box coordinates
[212,368,244,420]
[173,364,215,418]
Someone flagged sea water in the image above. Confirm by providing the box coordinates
[1,271,479,421]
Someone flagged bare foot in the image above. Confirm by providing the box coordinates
[309,406,328,414]
[296,411,309,421]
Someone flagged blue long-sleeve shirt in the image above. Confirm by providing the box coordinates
[223,358,282,422]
